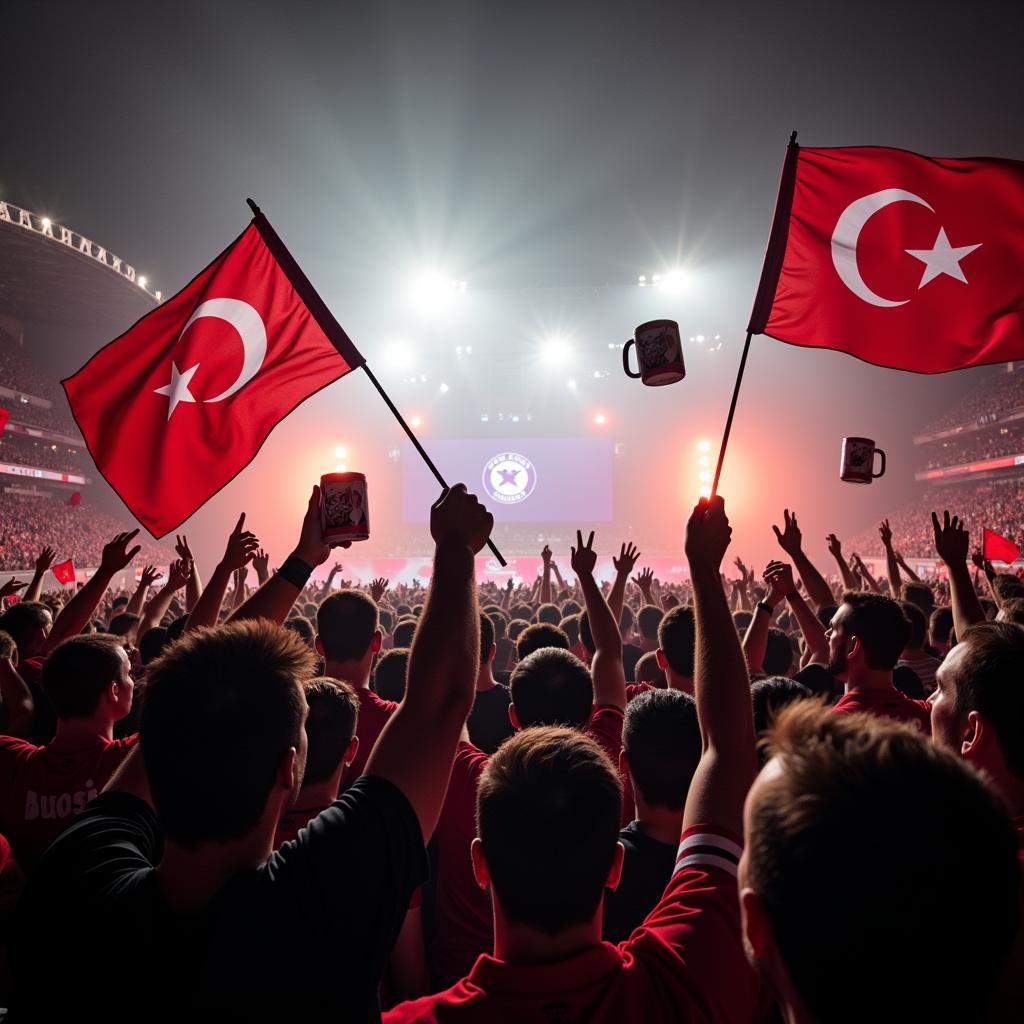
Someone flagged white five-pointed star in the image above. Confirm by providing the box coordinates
[153,362,200,420]
[905,227,982,289]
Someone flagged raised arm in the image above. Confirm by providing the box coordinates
[826,534,859,593]
[500,577,513,611]
[0,653,33,738]
[879,519,902,600]
[365,484,492,838]
[231,492,332,626]
[684,496,756,836]
[124,566,158,620]
[230,567,248,611]
[850,552,882,594]
[137,559,191,640]
[609,542,640,620]
[540,545,553,605]
[895,550,921,583]
[46,531,141,652]
[185,515,260,631]
[321,562,343,600]
[772,509,833,609]
[933,511,986,639]
[175,534,202,613]
[550,560,567,599]
[571,531,627,711]
[24,547,56,604]
[766,560,828,664]
[733,558,753,612]
[632,567,656,608]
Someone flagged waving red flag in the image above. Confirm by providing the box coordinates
[51,559,76,586]
[983,527,1020,565]
[63,209,364,537]
[749,144,1024,373]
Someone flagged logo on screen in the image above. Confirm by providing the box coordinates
[483,452,537,504]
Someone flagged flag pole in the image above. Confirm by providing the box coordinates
[710,131,800,499]
[360,363,508,567]
[245,198,506,567]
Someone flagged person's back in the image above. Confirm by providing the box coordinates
[11,621,425,1020]
[466,613,514,755]
[896,601,941,695]
[0,634,136,871]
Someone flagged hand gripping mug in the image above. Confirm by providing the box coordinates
[622,319,686,386]
[320,472,370,544]
[840,437,886,484]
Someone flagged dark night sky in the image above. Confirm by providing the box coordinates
[3,0,1022,563]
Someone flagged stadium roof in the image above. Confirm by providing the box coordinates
[0,201,158,329]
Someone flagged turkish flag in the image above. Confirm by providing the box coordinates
[63,212,364,536]
[750,145,1024,373]
[52,559,76,586]
[983,527,1020,565]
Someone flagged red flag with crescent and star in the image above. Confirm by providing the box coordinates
[63,211,364,537]
[51,559,76,586]
[749,144,1024,373]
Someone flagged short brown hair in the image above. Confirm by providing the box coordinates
[302,678,359,786]
[748,702,1019,1022]
[516,622,570,660]
[477,727,621,934]
[142,621,313,846]
[841,591,909,670]
[316,589,378,662]
[42,634,125,719]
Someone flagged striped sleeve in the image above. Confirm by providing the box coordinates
[674,830,742,878]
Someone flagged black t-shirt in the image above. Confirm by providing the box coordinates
[466,683,514,755]
[11,775,426,1022]
[601,820,677,944]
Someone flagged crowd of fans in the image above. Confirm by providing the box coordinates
[921,424,1024,470]
[0,332,60,407]
[0,492,174,570]
[847,479,1024,559]
[0,481,1020,1021]
[919,366,1024,435]
[0,432,89,475]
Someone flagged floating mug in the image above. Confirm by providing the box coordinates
[840,437,886,484]
[320,472,370,544]
[622,319,686,386]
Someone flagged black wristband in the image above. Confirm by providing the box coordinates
[277,554,314,590]
[756,600,776,614]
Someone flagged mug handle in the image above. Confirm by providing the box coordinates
[872,448,886,478]
[622,339,642,378]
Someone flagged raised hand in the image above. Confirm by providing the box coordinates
[0,579,26,600]
[100,530,142,574]
[370,577,389,602]
[295,487,342,567]
[174,534,194,563]
[613,542,640,575]
[932,510,969,567]
[571,530,598,578]
[35,546,56,574]
[430,484,494,554]
[139,565,160,589]
[686,496,732,573]
[632,567,654,592]
[505,578,514,592]
[879,518,893,549]
[772,509,802,557]
[970,548,988,571]
[223,514,260,571]
[167,558,192,591]
[826,533,843,559]
[763,560,797,606]
[541,544,552,565]
[252,548,270,579]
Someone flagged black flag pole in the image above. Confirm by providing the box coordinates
[245,198,507,567]
[710,131,800,499]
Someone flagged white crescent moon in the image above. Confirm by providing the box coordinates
[830,189,933,307]
[178,298,268,403]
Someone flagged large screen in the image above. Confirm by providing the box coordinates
[401,438,613,522]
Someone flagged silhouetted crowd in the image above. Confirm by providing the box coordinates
[0,483,1020,1023]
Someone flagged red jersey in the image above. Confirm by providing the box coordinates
[346,687,398,785]
[832,687,931,734]
[586,704,630,825]
[0,731,137,870]
[626,682,654,702]
[431,741,493,989]
[385,825,758,1023]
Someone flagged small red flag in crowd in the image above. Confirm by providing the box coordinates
[68,491,82,507]
[51,559,76,585]
[750,144,1024,373]
[63,209,365,537]
[983,527,1020,565]
[0,408,9,435]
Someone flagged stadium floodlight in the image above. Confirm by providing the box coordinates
[698,439,711,453]
[594,412,607,425]
[699,470,711,483]
[481,413,489,422]
[138,276,148,289]
[540,335,572,367]
[410,415,423,428]
[439,382,450,393]
[567,379,577,391]
[155,291,162,301]
[698,454,710,467]
[410,271,465,314]
[41,218,51,228]
[335,446,347,459]
[656,269,688,295]
[384,341,415,371]
[637,274,647,287]
[465,346,473,355]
